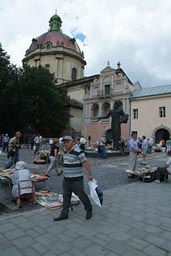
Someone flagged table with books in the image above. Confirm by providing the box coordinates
[0,169,48,188]
[126,166,157,182]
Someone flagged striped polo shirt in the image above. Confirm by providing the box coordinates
[63,147,87,178]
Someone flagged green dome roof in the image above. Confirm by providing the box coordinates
[49,11,62,31]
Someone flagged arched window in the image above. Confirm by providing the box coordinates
[46,42,52,50]
[45,64,50,71]
[91,103,99,118]
[102,102,110,116]
[72,68,77,81]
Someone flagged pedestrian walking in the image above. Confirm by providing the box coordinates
[53,135,93,221]
[4,131,21,169]
[33,134,42,154]
[45,138,62,177]
[2,134,10,152]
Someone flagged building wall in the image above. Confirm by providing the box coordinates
[70,108,83,134]
[25,50,84,84]
[130,95,171,139]
[85,121,130,144]
[67,86,85,104]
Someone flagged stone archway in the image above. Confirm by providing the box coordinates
[152,125,171,143]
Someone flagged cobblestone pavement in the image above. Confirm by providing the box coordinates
[1,149,171,256]
[0,148,168,214]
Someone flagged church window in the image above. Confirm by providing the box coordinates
[91,103,99,118]
[105,84,110,95]
[104,76,111,95]
[72,68,77,81]
[102,102,110,116]
[116,81,121,85]
[46,43,52,49]
[45,64,50,71]
[70,38,76,44]
[85,86,90,94]
[159,106,165,117]
[133,109,138,119]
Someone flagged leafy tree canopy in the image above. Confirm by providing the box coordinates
[0,43,70,138]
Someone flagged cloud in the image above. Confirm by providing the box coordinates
[1,0,171,87]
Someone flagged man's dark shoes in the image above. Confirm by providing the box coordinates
[86,210,92,220]
[53,215,68,221]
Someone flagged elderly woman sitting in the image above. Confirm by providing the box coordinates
[11,161,36,207]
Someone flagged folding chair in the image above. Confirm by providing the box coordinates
[17,179,36,208]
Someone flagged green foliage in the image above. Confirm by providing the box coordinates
[0,43,21,133]
[0,43,70,137]
[19,65,70,136]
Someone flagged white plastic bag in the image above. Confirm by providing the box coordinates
[88,179,102,207]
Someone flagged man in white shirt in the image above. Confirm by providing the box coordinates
[34,134,42,154]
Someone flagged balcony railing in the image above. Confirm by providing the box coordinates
[97,90,114,98]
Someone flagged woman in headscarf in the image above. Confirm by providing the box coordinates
[11,161,36,205]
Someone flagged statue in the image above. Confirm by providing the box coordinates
[98,100,128,149]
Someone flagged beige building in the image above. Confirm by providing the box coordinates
[130,85,171,142]
[62,75,99,136]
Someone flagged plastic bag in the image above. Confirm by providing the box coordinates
[88,179,103,207]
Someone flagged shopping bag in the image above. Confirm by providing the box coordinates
[88,179,103,207]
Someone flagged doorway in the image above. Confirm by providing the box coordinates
[155,129,170,143]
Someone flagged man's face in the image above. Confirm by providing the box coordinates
[63,140,74,151]
[16,133,21,139]
[132,134,137,140]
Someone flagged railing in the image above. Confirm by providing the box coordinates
[97,90,114,98]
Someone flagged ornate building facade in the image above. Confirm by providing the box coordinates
[83,62,136,143]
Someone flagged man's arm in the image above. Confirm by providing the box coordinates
[165,163,169,168]
[83,161,93,181]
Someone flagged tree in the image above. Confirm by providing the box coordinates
[18,65,70,137]
[0,44,70,137]
[0,43,21,134]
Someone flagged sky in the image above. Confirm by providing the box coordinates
[1,0,171,88]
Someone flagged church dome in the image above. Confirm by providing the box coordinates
[27,30,81,54]
[23,12,86,85]
[26,12,81,55]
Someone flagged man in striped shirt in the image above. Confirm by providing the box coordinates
[53,136,93,221]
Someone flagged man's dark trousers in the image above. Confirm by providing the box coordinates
[61,177,92,217]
